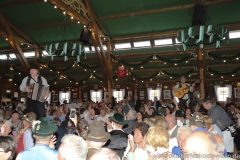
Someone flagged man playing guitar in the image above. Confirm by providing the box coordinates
[172,76,195,109]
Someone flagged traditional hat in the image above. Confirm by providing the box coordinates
[81,121,110,142]
[175,110,184,118]
[108,113,128,125]
[24,112,37,123]
[31,117,58,136]
[29,64,39,70]
[190,112,205,127]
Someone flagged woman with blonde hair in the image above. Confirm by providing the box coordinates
[144,126,180,160]
[203,115,222,136]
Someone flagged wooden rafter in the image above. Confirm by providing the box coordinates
[83,0,113,87]
[47,0,88,25]
[0,0,42,8]
[0,12,30,73]
[19,21,77,30]
[112,22,240,42]
[99,0,237,20]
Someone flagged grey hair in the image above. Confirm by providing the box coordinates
[4,120,12,128]
[90,148,120,160]
[202,98,213,104]
[61,134,88,160]
[105,111,114,120]
[177,126,192,139]
[83,110,90,119]
[128,108,137,120]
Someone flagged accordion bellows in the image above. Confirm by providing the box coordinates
[28,83,49,102]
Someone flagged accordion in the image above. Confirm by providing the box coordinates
[27,83,49,102]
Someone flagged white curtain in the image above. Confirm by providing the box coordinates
[214,85,232,101]
[157,87,162,100]
[90,90,94,102]
[147,88,151,100]
[99,90,103,101]
[67,91,71,100]
[59,91,63,103]
[47,91,51,104]
[120,89,125,97]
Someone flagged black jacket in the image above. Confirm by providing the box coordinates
[103,130,128,158]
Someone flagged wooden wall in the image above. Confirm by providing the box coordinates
[0,78,239,105]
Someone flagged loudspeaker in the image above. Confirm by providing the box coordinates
[192,4,207,26]
[79,28,92,44]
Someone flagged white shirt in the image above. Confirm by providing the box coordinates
[168,125,177,136]
[97,115,107,122]
[177,120,183,126]
[66,103,76,108]
[74,103,82,108]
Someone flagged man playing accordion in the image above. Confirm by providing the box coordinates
[20,64,48,119]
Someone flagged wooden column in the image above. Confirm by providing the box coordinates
[107,42,112,103]
[196,46,206,98]
[79,87,82,100]
[134,84,137,97]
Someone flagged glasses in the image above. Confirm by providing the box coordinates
[1,126,11,129]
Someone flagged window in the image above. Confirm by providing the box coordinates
[229,30,240,39]
[133,41,151,48]
[24,51,35,57]
[217,87,229,101]
[115,42,131,50]
[90,90,102,102]
[154,38,172,46]
[147,88,161,101]
[214,85,232,101]
[59,91,71,104]
[113,91,123,102]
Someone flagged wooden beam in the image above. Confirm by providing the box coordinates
[19,21,78,30]
[0,13,30,73]
[112,22,240,42]
[84,0,113,87]
[0,0,42,8]
[99,0,237,20]
[107,42,113,103]
[47,0,88,25]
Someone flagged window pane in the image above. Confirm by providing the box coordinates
[133,41,151,47]
[217,87,229,101]
[149,90,158,101]
[115,42,131,49]
[229,30,240,39]
[92,91,100,102]
[154,38,172,46]
[61,93,69,103]
[113,91,123,102]
[24,51,35,57]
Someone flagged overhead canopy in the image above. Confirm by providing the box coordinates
[0,0,240,87]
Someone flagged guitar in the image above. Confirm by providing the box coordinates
[174,79,201,98]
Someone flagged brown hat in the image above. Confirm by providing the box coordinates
[81,121,110,142]
[24,112,37,123]
[190,112,205,127]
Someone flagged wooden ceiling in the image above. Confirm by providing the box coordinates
[0,0,240,88]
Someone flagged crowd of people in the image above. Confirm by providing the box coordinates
[0,95,240,160]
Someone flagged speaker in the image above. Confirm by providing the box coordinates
[79,28,92,44]
[192,4,207,26]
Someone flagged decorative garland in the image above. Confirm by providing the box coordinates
[110,53,193,68]
[208,52,240,60]
[208,66,240,75]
